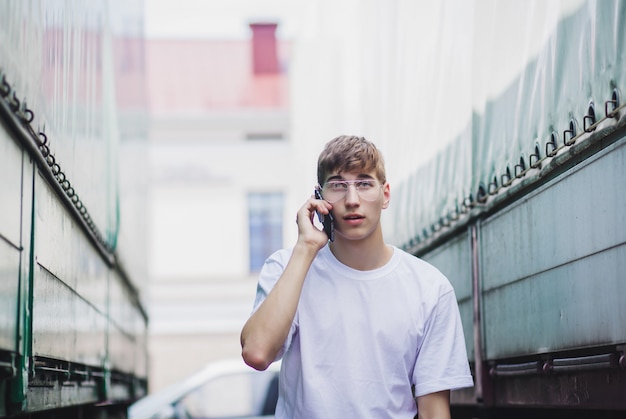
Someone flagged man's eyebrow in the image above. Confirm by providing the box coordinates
[325,174,375,182]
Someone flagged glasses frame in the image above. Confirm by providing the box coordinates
[319,179,384,203]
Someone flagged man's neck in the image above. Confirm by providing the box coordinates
[328,230,393,271]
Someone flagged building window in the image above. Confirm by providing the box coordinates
[248,192,283,272]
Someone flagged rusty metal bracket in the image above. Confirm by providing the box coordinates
[583,102,596,132]
[563,118,578,146]
[545,131,558,157]
[514,156,527,178]
[605,88,621,118]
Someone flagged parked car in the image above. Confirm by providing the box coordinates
[129,358,280,419]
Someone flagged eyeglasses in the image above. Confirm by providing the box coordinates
[319,179,383,203]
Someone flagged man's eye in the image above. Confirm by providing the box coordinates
[356,181,374,189]
[329,182,348,190]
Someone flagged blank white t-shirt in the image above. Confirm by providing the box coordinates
[252,245,473,419]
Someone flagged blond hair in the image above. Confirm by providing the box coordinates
[317,135,386,185]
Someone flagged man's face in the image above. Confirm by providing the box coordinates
[320,170,390,242]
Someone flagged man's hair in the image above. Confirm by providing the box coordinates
[317,135,386,185]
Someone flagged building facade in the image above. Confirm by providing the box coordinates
[146,23,296,392]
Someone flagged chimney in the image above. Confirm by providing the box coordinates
[249,22,279,74]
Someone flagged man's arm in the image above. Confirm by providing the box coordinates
[240,196,331,371]
[416,390,451,419]
[240,242,316,370]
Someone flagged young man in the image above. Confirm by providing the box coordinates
[241,135,473,418]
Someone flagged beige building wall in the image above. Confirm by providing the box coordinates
[145,32,299,393]
[147,119,296,392]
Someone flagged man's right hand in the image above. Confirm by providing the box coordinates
[295,194,333,250]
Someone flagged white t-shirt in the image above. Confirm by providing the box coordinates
[252,244,473,419]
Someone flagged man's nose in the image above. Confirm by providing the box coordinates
[344,184,360,205]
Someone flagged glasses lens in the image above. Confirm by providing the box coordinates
[322,180,381,203]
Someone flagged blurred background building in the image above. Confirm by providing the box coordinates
[145,16,297,391]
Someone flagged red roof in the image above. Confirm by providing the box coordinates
[145,39,290,112]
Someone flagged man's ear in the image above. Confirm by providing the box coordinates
[382,182,391,209]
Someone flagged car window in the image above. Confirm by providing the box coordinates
[175,369,279,418]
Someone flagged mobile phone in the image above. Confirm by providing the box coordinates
[314,189,334,242]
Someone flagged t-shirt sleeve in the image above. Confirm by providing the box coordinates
[250,249,297,361]
[412,287,474,397]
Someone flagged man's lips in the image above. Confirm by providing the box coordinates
[343,214,365,223]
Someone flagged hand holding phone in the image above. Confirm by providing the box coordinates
[314,189,334,242]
